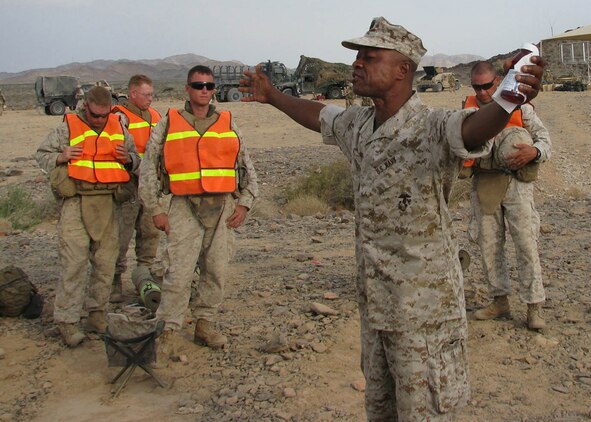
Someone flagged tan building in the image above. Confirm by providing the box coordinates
[539,24,591,84]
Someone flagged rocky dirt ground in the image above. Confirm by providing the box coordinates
[0,86,590,422]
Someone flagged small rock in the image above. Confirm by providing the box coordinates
[539,224,554,234]
[323,292,339,300]
[297,273,310,281]
[260,334,289,354]
[351,378,366,392]
[283,387,296,398]
[534,335,559,348]
[275,411,292,421]
[310,302,339,316]
[311,236,323,243]
[226,396,239,405]
[311,342,328,353]
[176,404,204,415]
[576,376,591,386]
[0,348,5,359]
[42,382,53,389]
[551,385,569,394]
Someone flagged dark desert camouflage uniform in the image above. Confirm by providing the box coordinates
[113,101,161,278]
[139,102,258,330]
[468,103,551,304]
[320,93,491,420]
[35,110,139,324]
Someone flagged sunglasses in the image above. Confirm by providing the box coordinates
[86,104,110,118]
[188,81,215,91]
[471,80,495,91]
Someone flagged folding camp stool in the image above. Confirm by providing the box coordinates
[102,313,167,398]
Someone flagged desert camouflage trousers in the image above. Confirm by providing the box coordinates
[54,197,118,324]
[470,178,545,303]
[156,194,234,330]
[115,197,160,276]
[360,308,469,421]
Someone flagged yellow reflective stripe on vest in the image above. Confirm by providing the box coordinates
[128,121,150,130]
[70,130,124,145]
[69,160,125,170]
[169,171,201,181]
[70,130,97,146]
[166,130,200,141]
[201,169,236,177]
[202,131,237,138]
[105,133,125,141]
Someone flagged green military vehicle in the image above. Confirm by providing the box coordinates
[294,55,351,99]
[213,60,299,102]
[34,76,82,115]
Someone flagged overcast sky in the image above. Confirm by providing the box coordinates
[1,0,590,73]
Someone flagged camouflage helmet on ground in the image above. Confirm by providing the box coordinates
[0,266,42,318]
[493,127,534,170]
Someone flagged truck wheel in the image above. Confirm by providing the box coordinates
[49,101,66,115]
[44,106,51,115]
[227,88,242,102]
[327,86,342,99]
[433,83,443,92]
[282,88,294,96]
[454,81,461,91]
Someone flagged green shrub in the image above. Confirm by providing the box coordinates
[283,194,330,216]
[287,159,354,210]
[0,186,49,230]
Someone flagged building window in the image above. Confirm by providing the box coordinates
[560,41,590,64]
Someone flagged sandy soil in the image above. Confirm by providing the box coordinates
[0,87,590,422]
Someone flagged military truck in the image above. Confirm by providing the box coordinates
[81,80,128,104]
[416,66,461,92]
[212,61,299,102]
[34,76,82,115]
[294,55,351,99]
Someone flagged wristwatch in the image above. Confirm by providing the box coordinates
[534,146,541,162]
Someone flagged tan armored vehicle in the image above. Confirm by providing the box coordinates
[416,66,461,92]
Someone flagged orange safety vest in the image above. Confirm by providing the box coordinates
[164,109,240,195]
[65,113,130,183]
[462,96,524,168]
[463,96,523,128]
[112,105,161,157]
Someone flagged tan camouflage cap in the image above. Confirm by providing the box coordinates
[341,17,427,65]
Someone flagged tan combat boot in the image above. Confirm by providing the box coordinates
[527,303,546,330]
[194,319,227,349]
[58,323,85,347]
[474,295,511,320]
[110,273,123,303]
[86,311,107,334]
[157,329,175,362]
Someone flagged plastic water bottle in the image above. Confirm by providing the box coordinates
[499,43,538,104]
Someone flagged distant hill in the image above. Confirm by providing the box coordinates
[0,54,245,84]
[419,53,485,69]
[0,51,517,86]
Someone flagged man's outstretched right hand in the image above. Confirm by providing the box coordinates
[239,65,276,103]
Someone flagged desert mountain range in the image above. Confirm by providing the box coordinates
[0,52,488,85]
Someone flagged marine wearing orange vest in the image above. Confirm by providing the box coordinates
[164,109,240,195]
[461,96,524,171]
[112,105,161,158]
[64,113,130,183]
